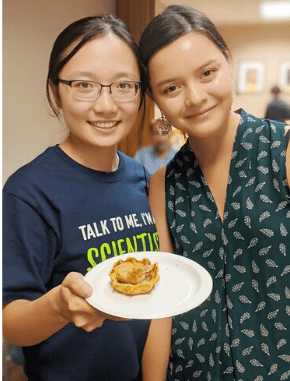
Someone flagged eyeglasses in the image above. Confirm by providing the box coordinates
[57,79,141,102]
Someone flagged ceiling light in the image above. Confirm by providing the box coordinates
[260,1,290,20]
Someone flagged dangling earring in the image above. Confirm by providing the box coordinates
[157,113,171,136]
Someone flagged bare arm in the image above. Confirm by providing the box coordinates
[2,272,125,346]
[142,317,172,381]
[140,168,174,380]
[149,166,174,253]
[286,126,290,188]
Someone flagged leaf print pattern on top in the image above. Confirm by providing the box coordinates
[165,110,290,381]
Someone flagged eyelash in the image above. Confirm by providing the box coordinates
[202,69,214,78]
[162,69,217,94]
[163,85,178,94]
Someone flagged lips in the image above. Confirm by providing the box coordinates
[88,121,119,129]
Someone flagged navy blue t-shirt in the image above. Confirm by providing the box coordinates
[3,146,159,381]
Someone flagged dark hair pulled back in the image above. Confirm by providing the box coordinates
[47,15,145,117]
[139,4,229,90]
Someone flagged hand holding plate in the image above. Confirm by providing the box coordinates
[57,272,128,331]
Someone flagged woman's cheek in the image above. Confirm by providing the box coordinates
[215,72,233,98]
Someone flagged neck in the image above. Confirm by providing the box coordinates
[188,111,240,169]
[59,137,119,172]
[187,111,241,223]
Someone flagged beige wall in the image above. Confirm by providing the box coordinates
[219,23,290,117]
[3,0,115,184]
[157,0,290,25]
[4,0,290,183]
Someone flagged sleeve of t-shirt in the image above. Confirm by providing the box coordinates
[3,191,58,303]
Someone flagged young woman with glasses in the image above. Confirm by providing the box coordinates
[2,15,171,381]
[139,4,290,380]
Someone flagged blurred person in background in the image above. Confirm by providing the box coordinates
[134,118,177,176]
[265,85,290,123]
[2,343,27,381]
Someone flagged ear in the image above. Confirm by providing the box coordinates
[225,51,235,87]
[225,48,232,61]
[226,50,233,69]
[146,88,158,107]
[49,80,62,109]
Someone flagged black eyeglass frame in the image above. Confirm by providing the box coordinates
[57,78,142,101]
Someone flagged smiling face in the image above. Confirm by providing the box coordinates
[148,33,234,140]
[55,34,141,150]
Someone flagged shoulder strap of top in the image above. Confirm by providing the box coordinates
[285,125,290,148]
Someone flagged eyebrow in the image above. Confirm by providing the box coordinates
[155,59,220,88]
[66,71,139,81]
[199,59,219,71]
[67,71,91,77]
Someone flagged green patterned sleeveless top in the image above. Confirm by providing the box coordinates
[165,110,290,381]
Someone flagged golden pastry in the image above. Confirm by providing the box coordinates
[109,257,160,295]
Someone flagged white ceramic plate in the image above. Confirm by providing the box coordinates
[84,252,213,319]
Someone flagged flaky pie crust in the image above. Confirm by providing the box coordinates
[109,257,160,295]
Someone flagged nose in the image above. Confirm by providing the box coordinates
[92,87,118,114]
[185,82,206,107]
